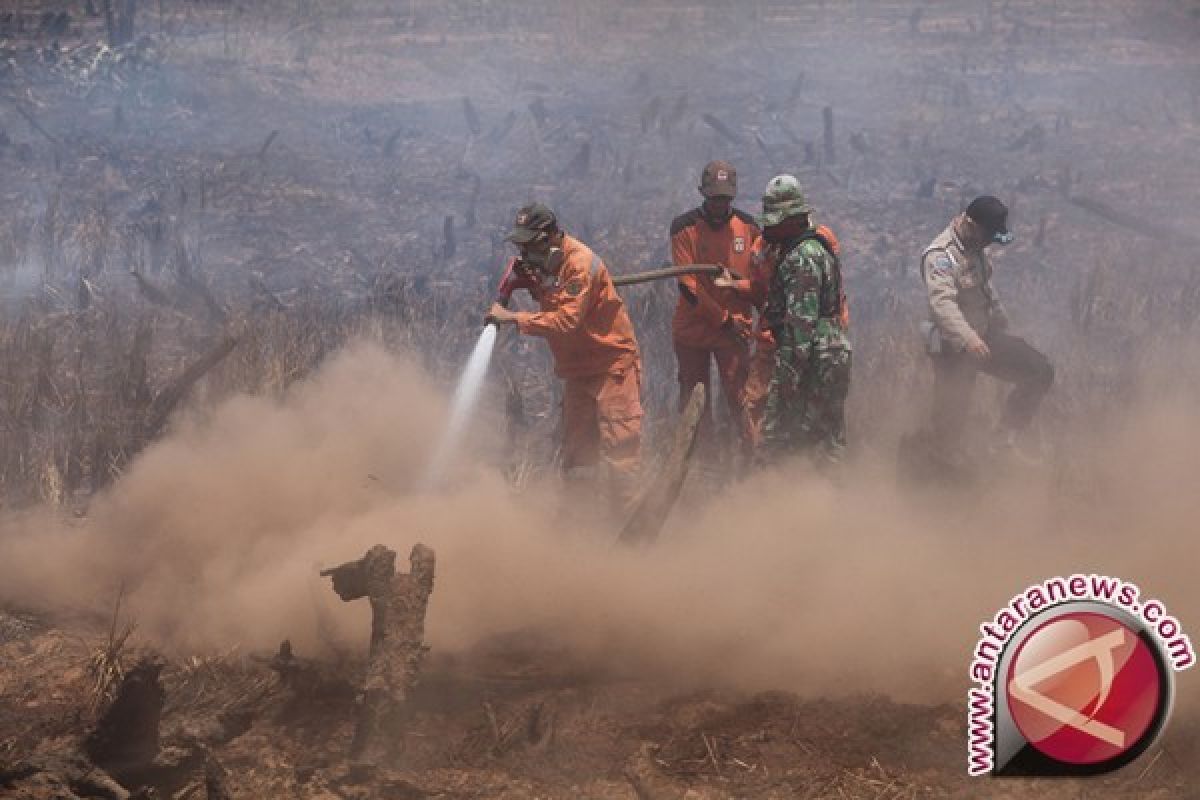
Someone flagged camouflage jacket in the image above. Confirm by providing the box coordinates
[764,233,851,363]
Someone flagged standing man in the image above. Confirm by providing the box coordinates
[488,203,643,514]
[738,220,844,457]
[756,175,851,464]
[669,160,760,455]
[920,196,1053,460]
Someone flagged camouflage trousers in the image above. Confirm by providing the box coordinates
[761,346,851,465]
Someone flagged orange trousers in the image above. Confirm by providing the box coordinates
[674,340,751,452]
[562,361,643,512]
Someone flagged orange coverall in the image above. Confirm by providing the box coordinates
[512,235,642,510]
[742,225,844,451]
[669,208,760,449]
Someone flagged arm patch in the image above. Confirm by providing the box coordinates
[929,253,955,277]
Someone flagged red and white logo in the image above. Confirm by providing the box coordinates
[967,578,1190,778]
[1006,611,1165,767]
[733,236,746,253]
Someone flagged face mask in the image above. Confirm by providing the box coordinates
[991,231,1014,246]
[762,227,783,243]
[520,245,563,275]
[703,199,733,225]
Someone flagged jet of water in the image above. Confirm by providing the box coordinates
[421,324,498,489]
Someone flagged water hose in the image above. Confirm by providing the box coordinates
[611,264,723,286]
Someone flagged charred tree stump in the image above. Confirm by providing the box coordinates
[204,750,235,800]
[84,656,164,777]
[822,106,836,164]
[321,544,436,769]
[442,215,456,260]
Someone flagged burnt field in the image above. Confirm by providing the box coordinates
[2,1,1200,798]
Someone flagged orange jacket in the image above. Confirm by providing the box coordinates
[669,208,760,350]
[514,234,640,378]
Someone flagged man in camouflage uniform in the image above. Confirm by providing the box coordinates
[921,196,1053,460]
[757,175,851,464]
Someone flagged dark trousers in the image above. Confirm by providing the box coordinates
[931,331,1053,445]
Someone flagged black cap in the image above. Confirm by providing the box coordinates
[966,195,1009,235]
[506,203,558,244]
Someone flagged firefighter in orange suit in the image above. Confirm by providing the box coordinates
[488,203,642,514]
[669,160,761,454]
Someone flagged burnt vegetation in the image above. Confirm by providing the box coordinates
[1,1,1199,798]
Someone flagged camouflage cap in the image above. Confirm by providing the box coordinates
[757,174,813,228]
[506,202,558,244]
[699,160,737,198]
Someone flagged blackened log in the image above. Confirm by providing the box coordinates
[619,384,705,545]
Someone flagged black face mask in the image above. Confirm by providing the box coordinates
[702,201,733,225]
[519,244,563,276]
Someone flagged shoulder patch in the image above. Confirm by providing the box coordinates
[928,252,955,276]
[670,208,703,237]
[731,208,760,230]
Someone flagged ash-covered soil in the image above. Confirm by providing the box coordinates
[3,609,1198,799]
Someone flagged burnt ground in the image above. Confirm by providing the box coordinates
[3,1,1200,798]
[3,607,1200,799]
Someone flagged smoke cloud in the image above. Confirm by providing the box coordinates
[1,339,1196,707]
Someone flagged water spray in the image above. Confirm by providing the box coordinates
[420,322,499,489]
[419,260,725,488]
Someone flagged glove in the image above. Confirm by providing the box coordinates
[722,314,751,345]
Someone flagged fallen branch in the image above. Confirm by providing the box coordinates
[143,335,239,439]
[0,93,60,146]
[1068,195,1200,250]
[701,113,741,144]
[619,383,705,545]
[256,130,279,161]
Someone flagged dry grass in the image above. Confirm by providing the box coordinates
[85,584,135,717]
[0,0,1195,505]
